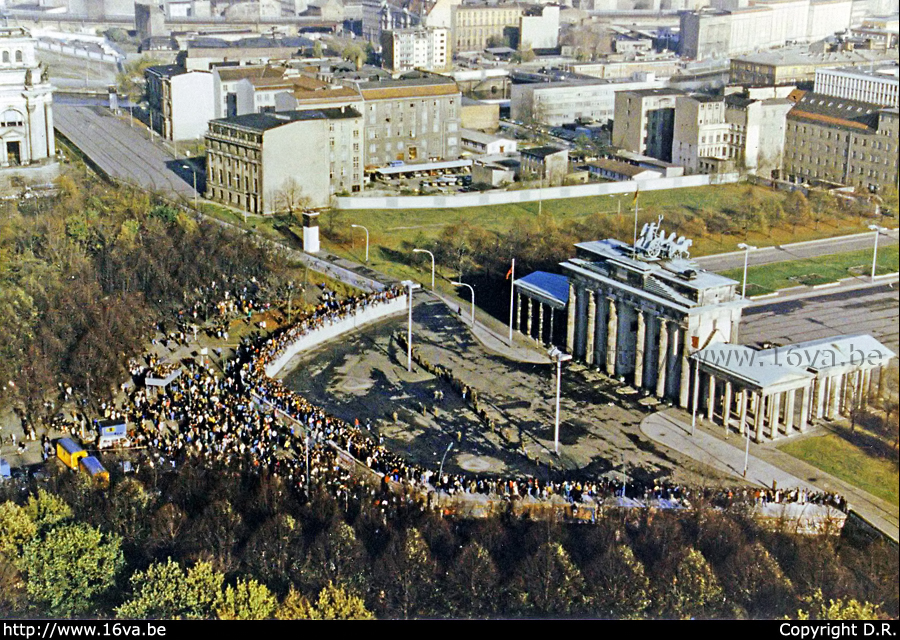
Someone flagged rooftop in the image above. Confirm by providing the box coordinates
[732,47,898,68]
[788,91,881,130]
[587,158,662,177]
[521,145,567,159]
[210,107,362,132]
[357,75,459,100]
[214,65,287,82]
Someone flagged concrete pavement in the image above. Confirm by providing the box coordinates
[694,229,899,273]
[641,409,899,542]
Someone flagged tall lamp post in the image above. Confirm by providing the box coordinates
[351,224,369,262]
[438,442,454,486]
[451,281,475,327]
[737,243,758,299]
[548,347,572,456]
[413,248,435,289]
[401,280,421,372]
[182,163,198,210]
[868,224,887,279]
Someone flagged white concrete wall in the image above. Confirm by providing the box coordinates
[171,71,215,141]
[338,173,740,209]
[265,296,408,377]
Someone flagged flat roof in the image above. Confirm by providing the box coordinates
[374,159,472,175]
[521,145,567,159]
[460,128,515,145]
[211,107,361,132]
[514,271,569,309]
[587,158,663,177]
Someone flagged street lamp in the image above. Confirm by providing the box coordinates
[351,224,369,262]
[413,248,435,289]
[868,224,887,279]
[401,280,421,372]
[438,442,454,487]
[737,243,758,299]
[182,163,198,210]
[548,346,572,456]
[451,281,475,328]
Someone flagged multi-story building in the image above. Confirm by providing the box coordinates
[730,48,899,87]
[672,94,734,173]
[212,65,287,119]
[723,89,794,177]
[612,88,684,162]
[519,146,569,185]
[511,74,666,127]
[0,27,55,168]
[205,107,364,214]
[813,66,899,108]
[145,64,215,141]
[680,0,854,60]
[451,3,524,52]
[357,75,461,166]
[181,35,312,71]
[783,91,898,193]
[381,27,450,73]
[518,4,560,50]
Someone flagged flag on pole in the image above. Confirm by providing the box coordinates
[632,188,639,205]
[505,266,513,280]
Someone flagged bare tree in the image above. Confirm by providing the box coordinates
[271,178,311,221]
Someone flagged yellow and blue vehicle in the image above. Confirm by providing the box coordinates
[79,456,109,488]
[56,438,87,471]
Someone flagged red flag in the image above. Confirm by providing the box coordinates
[505,267,513,280]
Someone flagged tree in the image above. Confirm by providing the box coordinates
[583,544,651,619]
[796,589,885,620]
[513,541,588,616]
[216,578,277,620]
[658,548,724,619]
[373,528,436,619]
[784,191,811,232]
[296,519,367,594]
[116,57,163,106]
[0,502,37,556]
[271,178,312,221]
[116,559,224,619]
[313,41,324,58]
[24,489,73,533]
[277,583,374,620]
[342,44,365,70]
[18,523,123,617]
[720,542,794,618]
[444,542,501,617]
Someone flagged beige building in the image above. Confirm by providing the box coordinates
[205,107,364,214]
[451,3,523,52]
[783,91,899,193]
[460,97,499,131]
[730,48,899,86]
[520,145,568,185]
[612,88,684,163]
[0,27,55,168]
[145,64,215,141]
[212,65,288,119]
[381,27,450,73]
[357,75,461,166]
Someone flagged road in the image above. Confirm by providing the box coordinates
[694,229,900,272]
[739,281,899,354]
[54,104,198,201]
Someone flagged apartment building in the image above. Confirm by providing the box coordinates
[612,88,684,162]
[783,92,898,193]
[145,64,215,140]
[357,75,461,166]
[212,65,287,119]
[730,48,899,86]
[204,107,363,213]
[451,3,523,53]
[381,27,450,73]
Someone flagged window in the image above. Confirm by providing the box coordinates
[14,50,21,63]
[1,52,8,63]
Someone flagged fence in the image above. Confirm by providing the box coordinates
[335,173,741,210]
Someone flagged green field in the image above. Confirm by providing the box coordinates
[778,433,899,506]
[719,245,900,295]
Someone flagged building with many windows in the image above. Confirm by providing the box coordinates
[381,27,450,73]
[450,3,524,53]
[205,107,363,214]
[813,66,899,108]
[357,75,461,166]
[612,88,684,162]
[0,27,55,168]
[145,64,215,141]
[783,91,898,192]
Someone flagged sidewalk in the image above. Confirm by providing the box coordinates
[641,409,899,542]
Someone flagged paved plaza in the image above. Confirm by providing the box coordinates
[278,294,745,488]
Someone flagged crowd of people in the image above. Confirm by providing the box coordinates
[60,280,847,521]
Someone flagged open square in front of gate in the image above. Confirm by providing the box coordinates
[278,295,743,488]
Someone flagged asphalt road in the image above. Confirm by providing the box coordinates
[54,104,198,201]
[739,281,900,355]
[694,229,900,272]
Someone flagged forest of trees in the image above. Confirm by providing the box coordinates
[0,466,895,619]
[0,176,287,420]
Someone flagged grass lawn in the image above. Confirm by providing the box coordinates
[778,433,899,506]
[719,245,900,294]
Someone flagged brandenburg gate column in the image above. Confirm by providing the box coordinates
[799,384,811,432]
[784,389,796,433]
[679,326,690,409]
[634,309,646,388]
[565,283,576,354]
[753,392,764,442]
[706,374,716,422]
[515,292,522,332]
[585,291,597,366]
[738,389,748,436]
[655,319,669,398]
[538,303,545,344]
[525,297,533,339]
[722,380,733,435]
[605,297,618,376]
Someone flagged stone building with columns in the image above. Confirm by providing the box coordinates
[514,226,746,406]
[0,27,55,169]
[692,335,895,442]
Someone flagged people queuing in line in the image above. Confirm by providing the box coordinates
[52,279,847,518]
